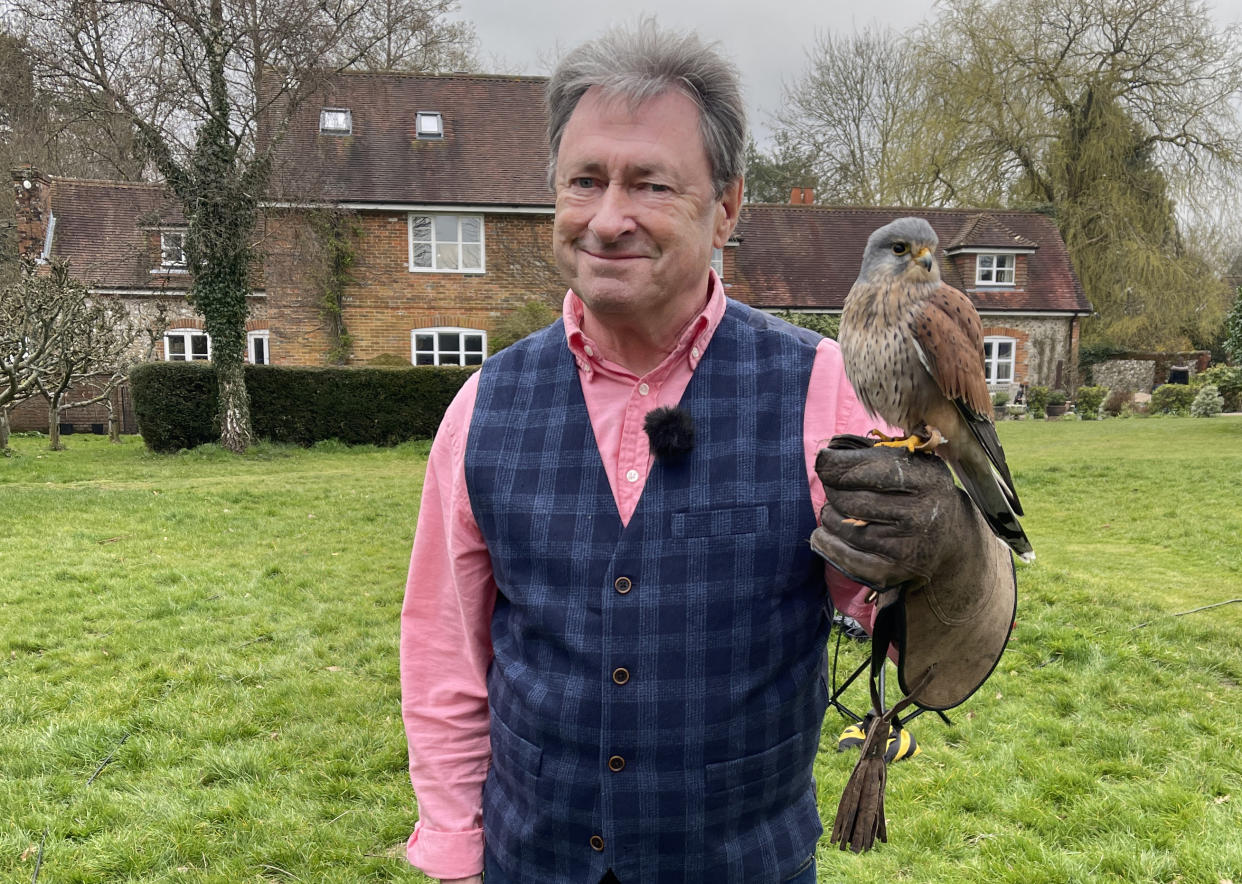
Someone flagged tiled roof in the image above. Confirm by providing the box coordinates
[264,71,553,207]
[728,205,1090,314]
[944,213,1038,251]
[46,178,189,290]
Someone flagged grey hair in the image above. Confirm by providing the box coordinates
[545,19,747,198]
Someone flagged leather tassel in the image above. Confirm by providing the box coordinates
[830,664,937,853]
[830,709,893,852]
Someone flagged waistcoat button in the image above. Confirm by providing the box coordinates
[590,834,605,852]
[614,576,632,594]
[612,667,630,685]
[608,755,626,772]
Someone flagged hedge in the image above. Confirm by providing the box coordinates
[130,362,477,452]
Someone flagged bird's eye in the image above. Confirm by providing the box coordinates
[892,242,908,255]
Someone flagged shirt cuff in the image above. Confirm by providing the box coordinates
[407,819,485,881]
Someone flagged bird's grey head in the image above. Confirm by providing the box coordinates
[858,216,941,284]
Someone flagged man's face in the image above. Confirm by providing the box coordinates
[552,87,741,324]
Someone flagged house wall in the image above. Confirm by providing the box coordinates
[1091,351,1211,391]
[264,209,562,365]
[979,314,1078,391]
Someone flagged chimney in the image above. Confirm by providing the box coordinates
[12,166,53,259]
[789,186,814,205]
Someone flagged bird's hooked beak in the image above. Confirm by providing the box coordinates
[915,246,934,273]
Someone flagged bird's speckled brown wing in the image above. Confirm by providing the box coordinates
[911,282,990,419]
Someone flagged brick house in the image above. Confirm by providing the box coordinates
[727,204,1091,395]
[8,72,1089,433]
[260,71,562,368]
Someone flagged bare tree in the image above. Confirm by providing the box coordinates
[914,0,1242,205]
[1,259,73,450]
[773,26,954,206]
[334,0,476,72]
[27,264,163,449]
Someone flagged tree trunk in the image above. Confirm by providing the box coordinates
[0,408,10,452]
[216,358,253,453]
[48,400,62,450]
[107,388,121,442]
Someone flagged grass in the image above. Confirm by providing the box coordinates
[1,417,1240,882]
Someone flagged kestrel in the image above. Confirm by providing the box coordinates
[838,217,1034,561]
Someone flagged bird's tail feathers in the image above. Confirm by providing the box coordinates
[960,408,1024,516]
[951,457,1035,561]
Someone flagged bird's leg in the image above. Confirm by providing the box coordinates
[912,427,945,452]
[869,426,946,454]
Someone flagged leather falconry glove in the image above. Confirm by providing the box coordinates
[811,434,1017,853]
[811,433,976,593]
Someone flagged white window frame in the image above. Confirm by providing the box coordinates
[248,330,270,365]
[407,213,485,273]
[320,108,352,134]
[164,328,212,362]
[710,247,724,278]
[411,327,487,366]
[415,111,443,139]
[976,253,1016,286]
[983,336,1016,386]
[159,231,187,272]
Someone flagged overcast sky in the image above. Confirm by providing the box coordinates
[453,0,1242,147]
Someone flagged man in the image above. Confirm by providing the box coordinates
[401,22,1015,884]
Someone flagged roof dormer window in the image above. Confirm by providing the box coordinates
[160,231,187,271]
[416,111,443,139]
[320,108,352,134]
[976,253,1016,286]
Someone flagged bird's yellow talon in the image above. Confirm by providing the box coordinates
[874,435,920,453]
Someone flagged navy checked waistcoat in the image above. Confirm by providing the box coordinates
[465,299,830,883]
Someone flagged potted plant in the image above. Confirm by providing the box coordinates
[1046,390,1068,418]
[991,390,1010,421]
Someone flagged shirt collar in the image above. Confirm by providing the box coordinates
[562,270,727,379]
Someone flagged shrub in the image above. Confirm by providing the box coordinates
[992,390,1010,407]
[131,363,476,452]
[1191,384,1225,418]
[367,352,412,366]
[772,310,840,340]
[490,299,560,353]
[1075,385,1108,419]
[1191,364,1242,412]
[1149,383,1196,415]
[1047,390,1068,407]
[1102,389,1132,417]
[1026,385,1049,418]
[130,362,220,451]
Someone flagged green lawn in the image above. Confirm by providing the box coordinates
[2,418,1240,883]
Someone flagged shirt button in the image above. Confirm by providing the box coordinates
[625,468,639,483]
[584,345,594,357]
[612,667,630,685]
[638,383,649,396]
[614,576,632,594]
[608,755,626,772]
[691,346,700,359]
[590,834,605,852]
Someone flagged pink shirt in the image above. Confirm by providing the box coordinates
[400,274,879,880]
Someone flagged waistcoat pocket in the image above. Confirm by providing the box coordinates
[672,505,769,538]
[490,713,544,788]
[703,729,813,803]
